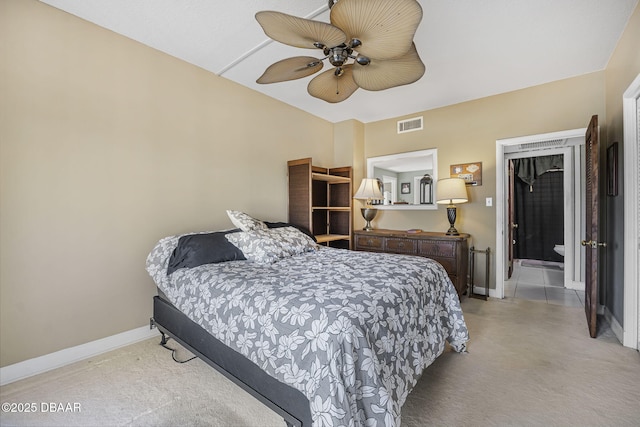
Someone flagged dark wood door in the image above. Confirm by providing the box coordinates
[583,115,600,338]
[508,159,515,279]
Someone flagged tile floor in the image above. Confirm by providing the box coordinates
[504,259,585,308]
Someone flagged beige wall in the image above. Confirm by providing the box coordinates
[333,120,366,231]
[0,0,333,366]
[363,72,607,285]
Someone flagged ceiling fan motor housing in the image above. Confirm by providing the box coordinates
[328,45,349,66]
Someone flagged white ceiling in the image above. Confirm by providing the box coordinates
[39,0,638,123]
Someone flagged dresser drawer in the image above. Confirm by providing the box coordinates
[385,238,417,255]
[418,240,455,258]
[431,257,456,275]
[355,234,384,250]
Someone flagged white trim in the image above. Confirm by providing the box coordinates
[605,305,624,344]
[496,129,586,300]
[381,175,398,205]
[367,149,438,210]
[623,73,640,350]
[0,326,159,386]
[567,280,585,292]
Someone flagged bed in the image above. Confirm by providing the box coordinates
[146,212,469,427]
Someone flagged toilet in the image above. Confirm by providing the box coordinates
[554,245,565,256]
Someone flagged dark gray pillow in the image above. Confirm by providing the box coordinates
[167,230,245,275]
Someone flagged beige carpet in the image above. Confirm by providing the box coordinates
[1,297,639,426]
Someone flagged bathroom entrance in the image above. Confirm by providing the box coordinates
[496,129,587,299]
[498,117,603,339]
[511,154,566,267]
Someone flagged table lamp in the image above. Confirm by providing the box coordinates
[354,178,384,231]
[436,178,468,235]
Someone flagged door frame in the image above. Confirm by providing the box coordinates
[495,128,586,299]
[623,73,640,350]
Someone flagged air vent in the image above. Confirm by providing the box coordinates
[397,116,423,134]
[519,138,566,150]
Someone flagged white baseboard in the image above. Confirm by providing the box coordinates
[566,280,585,291]
[0,325,159,386]
[469,285,497,298]
[604,306,624,344]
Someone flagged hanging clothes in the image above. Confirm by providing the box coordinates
[513,154,563,191]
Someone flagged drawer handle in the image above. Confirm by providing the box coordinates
[367,239,373,245]
[398,242,404,248]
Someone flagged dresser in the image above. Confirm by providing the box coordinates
[353,229,470,298]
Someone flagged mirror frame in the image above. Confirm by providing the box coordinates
[366,149,438,210]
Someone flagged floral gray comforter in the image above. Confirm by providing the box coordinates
[146,235,469,427]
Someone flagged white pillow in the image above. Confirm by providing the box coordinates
[226,210,268,232]
[225,227,318,264]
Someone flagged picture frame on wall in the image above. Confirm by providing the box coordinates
[607,142,618,196]
[450,162,482,186]
[401,182,411,194]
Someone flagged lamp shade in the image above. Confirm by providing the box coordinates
[354,178,384,201]
[436,178,468,204]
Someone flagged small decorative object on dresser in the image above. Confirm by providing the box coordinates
[354,229,470,297]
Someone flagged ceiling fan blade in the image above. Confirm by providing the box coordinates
[257,56,323,84]
[352,43,425,91]
[256,11,346,49]
[330,0,422,60]
[307,65,359,103]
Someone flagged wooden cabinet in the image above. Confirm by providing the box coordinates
[354,229,470,297]
[288,158,352,249]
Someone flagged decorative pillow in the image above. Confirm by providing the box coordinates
[264,221,316,242]
[226,210,268,232]
[167,230,246,275]
[225,227,318,264]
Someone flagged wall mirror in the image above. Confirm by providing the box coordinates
[367,149,438,210]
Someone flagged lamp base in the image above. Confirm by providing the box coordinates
[446,226,460,236]
[445,205,460,235]
[361,208,378,231]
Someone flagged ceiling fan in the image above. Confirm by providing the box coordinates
[255,0,425,103]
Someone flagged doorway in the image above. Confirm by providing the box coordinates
[511,154,565,265]
[496,129,586,299]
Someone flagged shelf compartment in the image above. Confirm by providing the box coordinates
[289,157,352,250]
[311,173,350,183]
[315,234,350,243]
[312,206,351,211]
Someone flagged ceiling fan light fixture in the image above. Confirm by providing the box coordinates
[355,55,370,66]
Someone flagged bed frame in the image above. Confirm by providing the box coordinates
[151,295,312,427]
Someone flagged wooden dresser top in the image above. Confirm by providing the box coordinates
[354,229,470,241]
